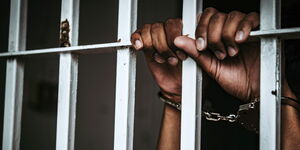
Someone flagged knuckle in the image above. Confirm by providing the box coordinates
[151,23,163,33]
[141,35,152,48]
[174,18,183,27]
[131,33,139,40]
[248,12,259,18]
[204,7,217,14]
[142,24,151,29]
[241,20,253,28]
[211,12,226,21]
[165,18,182,27]
[174,18,182,23]
[228,11,243,17]
[152,22,163,28]
[247,12,260,25]
[166,18,176,24]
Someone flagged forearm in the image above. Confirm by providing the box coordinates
[281,79,300,150]
[157,105,181,150]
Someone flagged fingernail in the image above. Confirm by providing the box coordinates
[196,37,205,50]
[176,50,187,60]
[214,51,226,60]
[235,31,244,41]
[134,40,143,49]
[228,46,237,56]
[168,57,178,66]
[154,53,166,63]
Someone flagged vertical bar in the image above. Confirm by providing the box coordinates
[181,0,203,149]
[2,0,27,149]
[113,0,137,149]
[56,0,79,149]
[260,0,281,149]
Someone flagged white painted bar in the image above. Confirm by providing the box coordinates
[56,53,78,150]
[1,27,300,58]
[250,27,300,38]
[3,60,25,150]
[181,0,203,149]
[55,0,79,149]
[260,0,281,149]
[0,42,131,58]
[2,0,27,149]
[113,0,137,149]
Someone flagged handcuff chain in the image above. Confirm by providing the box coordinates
[203,111,238,122]
[203,98,260,123]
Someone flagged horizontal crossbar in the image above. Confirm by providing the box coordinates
[0,42,131,58]
[0,27,300,58]
[250,27,300,38]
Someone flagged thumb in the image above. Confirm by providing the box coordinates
[174,36,218,77]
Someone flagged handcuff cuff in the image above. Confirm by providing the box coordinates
[158,92,300,134]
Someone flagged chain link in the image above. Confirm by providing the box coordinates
[202,99,260,123]
[203,111,238,122]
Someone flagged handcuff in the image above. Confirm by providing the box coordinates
[158,92,300,134]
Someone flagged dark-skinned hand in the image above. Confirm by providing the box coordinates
[131,7,260,102]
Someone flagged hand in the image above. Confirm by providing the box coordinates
[175,8,260,102]
[131,19,185,102]
[195,7,259,60]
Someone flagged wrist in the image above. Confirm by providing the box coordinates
[282,78,297,99]
[160,91,181,103]
[281,78,300,113]
[164,104,181,118]
[159,92,181,111]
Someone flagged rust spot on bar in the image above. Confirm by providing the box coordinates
[60,19,71,47]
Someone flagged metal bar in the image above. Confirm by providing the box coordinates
[56,53,78,150]
[0,42,131,58]
[260,0,281,149]
[55,0,79,149]
[2,0,27,149]
[1,27,300,58]
[250,27,300,37]
[180,0,203,149]
[113,0,137,149]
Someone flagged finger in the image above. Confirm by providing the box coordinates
[131,29,143,50]
[175,50,187,61]
[235,12,259,43]
[141,24,153,49]
[151,22,178,66]
[195,7,218,51]
[207,12,228,60]
[164,18,183,50]
[164,18,187,60]
[174,36,218,78]
[153,52,166,64]
[197,13,202,23]
[222,11,246,57]
[139,24,157,63]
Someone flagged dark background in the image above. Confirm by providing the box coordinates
[0,0,299,149]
